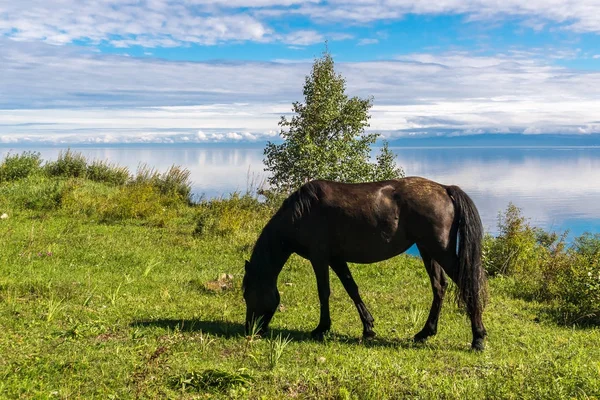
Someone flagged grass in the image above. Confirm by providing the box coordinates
[1,157,599,398]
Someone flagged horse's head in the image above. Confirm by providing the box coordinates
[242,260,280,336]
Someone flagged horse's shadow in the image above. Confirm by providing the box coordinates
[130,318,441,349]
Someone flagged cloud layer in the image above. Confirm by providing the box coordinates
[1,40,599,143]
[2,0,600,49]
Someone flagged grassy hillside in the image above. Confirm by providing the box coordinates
[0,152,599,399]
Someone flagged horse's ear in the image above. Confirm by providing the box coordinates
[245,260,250,270]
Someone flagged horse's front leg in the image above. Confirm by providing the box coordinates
[310,259,331,340]
[330,260,376,339]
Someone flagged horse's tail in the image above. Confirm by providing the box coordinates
[446,185,488,320]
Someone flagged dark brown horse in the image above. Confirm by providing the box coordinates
[242,177,488,350]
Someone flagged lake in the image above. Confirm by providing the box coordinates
[2,144,600,238]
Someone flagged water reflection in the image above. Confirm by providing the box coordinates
[2,145,599,236]
[392,147,600,235]
[1,145,267,199]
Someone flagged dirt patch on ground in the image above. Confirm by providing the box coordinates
[203,273,235,293]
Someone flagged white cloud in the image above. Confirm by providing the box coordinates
[1,0,600,50]
[279,30,324,45]
[358,38,379,45]
[294,0,600,33]
[0,1,278,47]
[1,41,600,143]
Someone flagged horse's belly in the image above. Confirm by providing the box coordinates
[333,233,412,264]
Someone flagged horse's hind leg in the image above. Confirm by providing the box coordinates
[433,249,487,351]
[310,259,331,340]
[414,245,448,343]
[330,260,376,339]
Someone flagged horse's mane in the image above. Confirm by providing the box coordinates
[280,181,320,221]
[243,181,321,292]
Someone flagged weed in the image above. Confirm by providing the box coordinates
[142,261,160,278]
[46,295,65,322]
[5,177,67,211]
[245,317,262,344]
[197,330,216,352]
[83,288,96,307]
[407,303,426,328]
[1,287,19,314]
[171,369,254,393]
[267,333,292,369]
[106,282,123,306]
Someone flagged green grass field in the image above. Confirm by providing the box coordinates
[1,171,599,399]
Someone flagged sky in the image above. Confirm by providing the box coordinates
[1,0,600,144]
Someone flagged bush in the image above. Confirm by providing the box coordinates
[1,176,71,211]
[194,193,266,237]
[483,203,542,277]
[86,160,130,186]
[552,234,600,324]
[132,164,192,203]
[59,179,182,225]
[98,184,166,222]
[45,149,88,178]
[0,152,43,183]
[156,166,192,201]
[485,204,600,324]
[60,180,118,218]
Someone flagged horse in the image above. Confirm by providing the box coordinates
[242,177,488,350]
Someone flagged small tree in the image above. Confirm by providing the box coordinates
[263,48,403,192]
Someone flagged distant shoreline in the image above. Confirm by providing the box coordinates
[2,133,600,148]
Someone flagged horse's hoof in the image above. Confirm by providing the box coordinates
[413,330,433,343]
[413,334,427,343]
[311,330,326,341]
[471,338,485,351]
[363,330,376,340]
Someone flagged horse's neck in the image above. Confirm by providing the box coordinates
[250,224,290,281]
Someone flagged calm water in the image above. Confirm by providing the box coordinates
[2,145,600,237]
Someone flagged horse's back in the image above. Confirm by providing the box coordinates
[308,177,452,212]
[285,177,456,262]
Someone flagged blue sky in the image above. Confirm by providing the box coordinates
[1,0,599,144]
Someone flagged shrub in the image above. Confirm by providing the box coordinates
[483,203,545,278]
[132,164,192,203]
[45,149,88,178]
[2,176,71,211]
[552,234,600,324]
[99,184,165,222]
[194,193,266,237]
[86,160,130,186]
[157,165,192,201]
[0,152,43,183]
[60,180,118,218]
[485,204,600,324]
